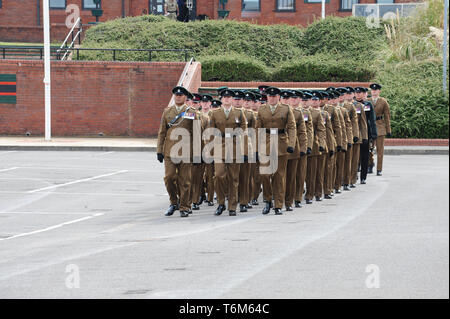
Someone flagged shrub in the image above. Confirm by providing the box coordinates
[301,16,386,62]
[375,60,449,138]
[82,17,306,66]
[272,54,375,82]
[200,54,269,82]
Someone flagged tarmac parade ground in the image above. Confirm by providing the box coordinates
[0,150,448,298]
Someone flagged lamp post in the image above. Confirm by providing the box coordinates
[43,0,51,141]
[444,0,448,93]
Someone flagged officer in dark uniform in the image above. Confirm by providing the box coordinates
[356,87,378,184]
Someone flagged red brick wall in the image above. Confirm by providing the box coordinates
[198,0,420,26]
[0,24,91,43]
[0,0,126,27]
[0,59,185,137]
[0,0,422,31]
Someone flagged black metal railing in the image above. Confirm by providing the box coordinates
[0,46,60,60]
[59,47,194,62]
[0,46,194,62]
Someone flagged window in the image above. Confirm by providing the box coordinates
[277,0,295,11]
[83,0,100,9]
[377,0,395,3]
[50,0,66,9]
[340,0,359,11]
[0,0,2,9]
[242,0,260,11]
[304,0,330,3]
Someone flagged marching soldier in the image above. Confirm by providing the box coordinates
[350,87,369,188]
[239,91,257,212]
[369,83,391,176]
[294,92,314,207]
[200,94,215,206]
[314,92,334,201]
[157,86,198,218]
[322,90,342,199]
[209,89,248,216]
[340,87,358,191]
[257,87,296,215]
[358,87,378,184]
[250,93,263,205]
[304,91,327,205]
[284,90,308,211]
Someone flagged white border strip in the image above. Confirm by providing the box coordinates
[27,170,128,194]
[0,213,104,242]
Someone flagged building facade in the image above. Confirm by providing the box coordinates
[0,0,419,42]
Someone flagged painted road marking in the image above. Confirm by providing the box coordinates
[27,170,129,194]
[0,213,104,242]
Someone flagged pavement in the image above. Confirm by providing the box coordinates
[0,137,448,154]
[0,150,448,299]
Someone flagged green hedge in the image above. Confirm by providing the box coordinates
[82,17,305,66]
[375,60,449,139]
[200,54,269,82]
[301,17,386,62]
[272,54,375,82]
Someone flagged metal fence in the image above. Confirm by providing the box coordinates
[0,46,194,62]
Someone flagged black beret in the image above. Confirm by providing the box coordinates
[193,93,203,102]
[258,85,269,92]
[311,91,323,100]
[220,89,235,97]
[280,90,293,98]
[244,91,255,101]
[370,83,382,90]
[302,92,312,100]
[336,87,348,94]
[202,94,213,102]
[172,86,189,96]
[325,86,336,91]
[266,87,281,96]
[292,90,304,98]
[186,91,194,100]
[234,90,245,99]
[346,86,355,93]
[211,99,222,108]
[354,87,365,93]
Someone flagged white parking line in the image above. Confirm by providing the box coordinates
[0,211,94,215]
[0,191,168,197]
[0,167,19,173]
[27,170,129,194]
[0,213,104,242]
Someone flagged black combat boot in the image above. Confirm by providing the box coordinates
[262,201,272,215]
[274,208,283,215]
[239,204,247,213]
[215,205,226,216]
[165,204,177,216]
[180,210,189,218]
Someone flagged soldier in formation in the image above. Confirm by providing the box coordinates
[157,84,388,217]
